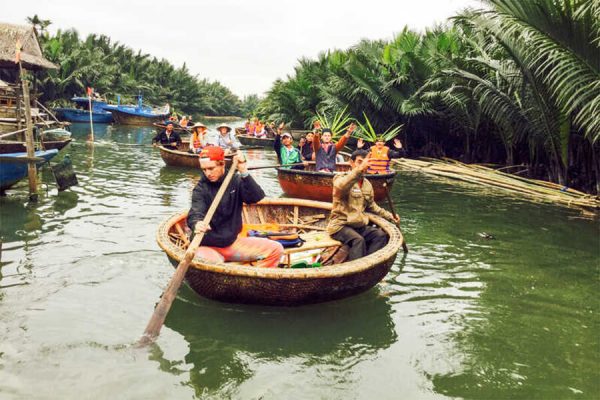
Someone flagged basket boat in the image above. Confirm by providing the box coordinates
[156,198,403,306]
[235,131,275,147]
[277,162,396,202]
[158,141,232,168]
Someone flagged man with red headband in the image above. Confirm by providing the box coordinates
[186,146,284,268]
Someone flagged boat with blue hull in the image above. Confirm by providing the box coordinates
[0,149,59,191]
[54,107,114,123]
[109,96,170,126]
[54,96,114,123]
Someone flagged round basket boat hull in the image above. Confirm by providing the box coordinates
[236,134,275,148]
[159,142,232,169]
[165,254,394,306]
[277,166,396,202]
[156,198,402,306]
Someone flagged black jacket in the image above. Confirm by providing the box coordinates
[186,171,265,247]
[300,142,313,161]
[152,130,182,148]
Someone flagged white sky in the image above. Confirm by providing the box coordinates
[4,0,481,97]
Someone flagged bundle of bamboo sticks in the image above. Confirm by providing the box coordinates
[392,158,600,215]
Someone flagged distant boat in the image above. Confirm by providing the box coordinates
[109,95,170,126]
[0,149,59,191]
[54,96,113,123]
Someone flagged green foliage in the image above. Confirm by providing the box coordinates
[354,113,403,143]
[314,106,352,138]
[36,28,242,116]
[256,0,600,192]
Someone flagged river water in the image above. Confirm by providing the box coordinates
[0,121,598,399]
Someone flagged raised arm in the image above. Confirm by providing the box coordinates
[273,131,283,164]
[335,123,355,152]
[312,132,321,153]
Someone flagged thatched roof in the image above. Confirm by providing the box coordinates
[0,22,57,70]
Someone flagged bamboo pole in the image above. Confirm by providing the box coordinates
[19,62,37,202]
[392,158,599,212]
[88,94,94,142]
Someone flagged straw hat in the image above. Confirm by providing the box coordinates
[191,122,207,131]
[216,124,232,132]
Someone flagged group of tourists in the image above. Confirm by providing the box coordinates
[271,120,406,174]
[167,114,194,128]
[152,121,241,154]
[244,118,272,138]
[176,117,407,270]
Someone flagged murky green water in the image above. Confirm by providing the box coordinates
[0,121,598,399]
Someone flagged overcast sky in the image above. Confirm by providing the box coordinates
[4,0,481,97]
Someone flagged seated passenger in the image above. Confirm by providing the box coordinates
[215,123,241,153]
[274,131,304,170]
[152,122,182,150]
[367,137,406,174]
[188,122,209,154]
[187,147,284,268]
[327,150,399,261]
[312,123,355,172]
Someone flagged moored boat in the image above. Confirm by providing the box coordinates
[54,107,113,123]
[156,198,403,306]
[54,96,114,123]
[235,133,275,147]
[0,138,72,154]
[0,149,59,191]
[277,163,396,202]
[111,106,170,126]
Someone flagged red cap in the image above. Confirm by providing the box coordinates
[199,146,225,161]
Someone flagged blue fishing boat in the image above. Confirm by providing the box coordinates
[53,107,114,123]
[109,95,170,126]
[0,149,59,191]
[54,96,114,123]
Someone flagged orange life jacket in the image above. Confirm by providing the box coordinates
[368,146,390,174]
[191,132,203,150]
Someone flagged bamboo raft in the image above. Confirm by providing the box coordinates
[156,198,403,306]
[392,158,600,214]
[277,163,396,202]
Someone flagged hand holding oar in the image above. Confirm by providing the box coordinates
[384,183,409,253]
[138,156,240,347]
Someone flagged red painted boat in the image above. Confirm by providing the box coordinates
[277,162,396,202]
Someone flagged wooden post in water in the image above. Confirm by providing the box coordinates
[88,90,94,142]
[19,62,38,202]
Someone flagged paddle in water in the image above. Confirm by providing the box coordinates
[384,183,409,253]
[137,156,240,346]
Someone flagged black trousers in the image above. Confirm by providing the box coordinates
[331,225,389,261]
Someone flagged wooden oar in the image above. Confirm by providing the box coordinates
[248,162,306,170]
[384,184,409,253]
[138,157,240,347]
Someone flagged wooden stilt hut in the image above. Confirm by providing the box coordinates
[0,22,58,200]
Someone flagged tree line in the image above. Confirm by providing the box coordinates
[256,0,599,193]
[28,17,256,117]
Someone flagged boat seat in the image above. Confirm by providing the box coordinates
[283,231,341,255]
[281,231,341,268]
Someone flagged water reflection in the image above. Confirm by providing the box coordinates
[161,288,397,397]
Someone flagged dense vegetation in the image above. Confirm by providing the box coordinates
[257,0,600,193]
[27,17,248,117]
